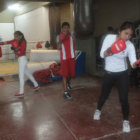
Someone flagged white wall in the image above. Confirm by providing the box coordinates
[15,2,49,16]
[14,7,50,58]
[0,23,15,60]
[14,7,50,42]
[0,10,15,23]
[0,23,14,41]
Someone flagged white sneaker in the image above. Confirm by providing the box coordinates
[123,120,131,133]
[93,109,101,120]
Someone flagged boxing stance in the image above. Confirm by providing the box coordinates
[58,22,76,100]
[93,21,138,133]
[0,31,39,97]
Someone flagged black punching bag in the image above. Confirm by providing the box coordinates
[74,0,94,39]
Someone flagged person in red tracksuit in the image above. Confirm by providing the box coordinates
[58,22,76,100]
[0,31,39,97]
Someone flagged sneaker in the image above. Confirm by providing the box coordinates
[67,83,72,90]
[123,120,131,133]
[93,109,101,120]
[64,91,72,100]
[15,93,24,97]
[33,86,40,91]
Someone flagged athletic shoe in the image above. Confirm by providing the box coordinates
[64,91,72,100]
[93,109,101,120]
[15,93,24,97]
[123,120,130,133]
[33,86,40,91]
[67,83,72,90]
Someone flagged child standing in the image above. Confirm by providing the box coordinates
[0,31,39,97]
[58,22,76,100]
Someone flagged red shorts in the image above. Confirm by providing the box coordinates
[61,58,75,77]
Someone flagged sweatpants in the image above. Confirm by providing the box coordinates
[18,56,38,94]
[97,70,129,120]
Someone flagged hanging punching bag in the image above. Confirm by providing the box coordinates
[74,0,94,39]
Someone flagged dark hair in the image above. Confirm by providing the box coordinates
[61,22,70,28]
[120,21,135,32]
[107,26,114,32]
[14,31,26,44]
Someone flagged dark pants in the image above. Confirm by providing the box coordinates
[97,70,129,120]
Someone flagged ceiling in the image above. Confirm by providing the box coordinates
[0,0,70,12]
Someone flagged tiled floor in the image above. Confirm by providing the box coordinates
[0,75,140,140]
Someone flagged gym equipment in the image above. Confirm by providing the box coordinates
[36,42,42,48]
[45,41,50,48]
[74,0,94,39]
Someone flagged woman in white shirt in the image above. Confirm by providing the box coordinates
[93,21,137,133]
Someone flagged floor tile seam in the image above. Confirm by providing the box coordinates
[54,110,79,140]
[90,127,140,140]
[40,93,79,140]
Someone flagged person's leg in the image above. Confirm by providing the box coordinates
[61,60,72,100]
[61,60,68,92]
[66,76,72,90]
[18,56,26,94]
[94,71,115,120]
[63,76,72,100]
[25,66,38,88]
[117,71,129,120]
[97,72,115,110]
[67,58,75,90]
[67,77,71,84]
[63,77,67,91]
[116,71,130,132]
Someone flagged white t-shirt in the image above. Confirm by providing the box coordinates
[100,34,137,72]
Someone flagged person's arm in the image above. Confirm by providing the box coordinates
[0,40,15,45]
[127,43,137,68]
[56,35,61,50]
[0,42,6,45]
[59,32,70,42]
[58,32,70,50]
[100,35,112,58]
[57,43,61,50]
[70,32,76,40]
[57,32,67,50]
[59,32,66,42]
[106,39,126,56]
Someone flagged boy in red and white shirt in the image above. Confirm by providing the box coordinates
[58,22,76,100]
